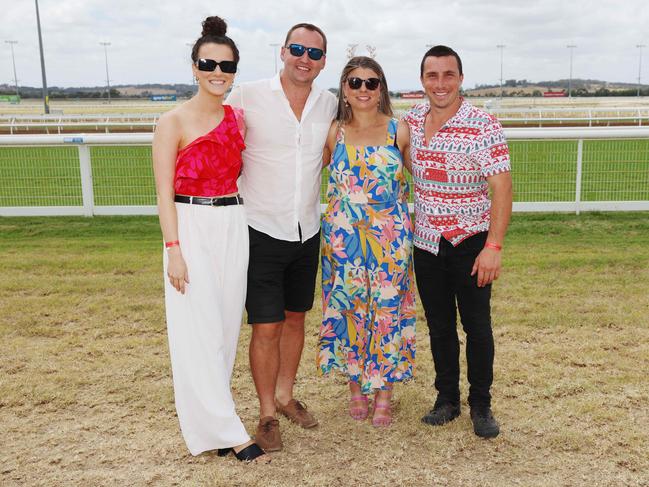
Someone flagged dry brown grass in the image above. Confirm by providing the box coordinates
[1,214,648,487]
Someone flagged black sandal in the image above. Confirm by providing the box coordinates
[217,443,267,463]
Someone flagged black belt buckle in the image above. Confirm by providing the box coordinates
[211,195,243,206]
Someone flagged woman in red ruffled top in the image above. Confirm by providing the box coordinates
[152,16,268,464]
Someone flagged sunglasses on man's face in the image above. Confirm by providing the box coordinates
[346,77,381,90]
[196,58,237,74]
[286,43,325,61]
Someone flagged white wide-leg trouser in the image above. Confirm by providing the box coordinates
[163,202,250,456]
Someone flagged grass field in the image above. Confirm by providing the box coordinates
[1,213,648,486]
[1,139,649,207]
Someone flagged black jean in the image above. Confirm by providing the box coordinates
[414,232,494,408]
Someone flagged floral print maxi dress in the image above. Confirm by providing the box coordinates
[318,118,416,395]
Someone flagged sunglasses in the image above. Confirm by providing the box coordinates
[346,77,381,90]
[286,43,325,61]
[196,58,237,74]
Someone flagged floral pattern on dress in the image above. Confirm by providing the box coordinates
[318,118,416,395]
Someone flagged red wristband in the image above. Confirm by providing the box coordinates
[484,242,502,251]
[165,240,180,249]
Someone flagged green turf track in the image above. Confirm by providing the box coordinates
[1,139,648,207]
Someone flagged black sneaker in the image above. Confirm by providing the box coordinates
[470,407,500,438]
[421,401,460,426]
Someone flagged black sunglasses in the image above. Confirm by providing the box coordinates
[286,43,325,61]
[196,58,237,74]
[346,77,381,90]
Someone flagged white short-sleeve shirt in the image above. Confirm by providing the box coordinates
[227,74,337,242]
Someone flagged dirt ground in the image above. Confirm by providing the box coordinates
[1,214,648,486]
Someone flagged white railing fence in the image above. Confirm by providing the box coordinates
[0,114,160,134]
[3,107,649,134]
[0,127,648,217]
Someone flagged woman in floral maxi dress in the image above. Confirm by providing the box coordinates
[317,56,416,427]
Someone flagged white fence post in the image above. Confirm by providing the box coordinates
[575,139,584,215]
[78,144,95,217]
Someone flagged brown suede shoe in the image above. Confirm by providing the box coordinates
[255,416,282,452]
[276,399,319,429]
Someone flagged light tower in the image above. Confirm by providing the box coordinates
[637,44,646,97]
[35,0,49,114]
[496,44,505,98]
[4,40,19,97]
[99,41,112,103]
[567,44,577,98]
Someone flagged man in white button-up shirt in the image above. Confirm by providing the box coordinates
[227,23,337,452]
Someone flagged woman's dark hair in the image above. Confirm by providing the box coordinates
[336,56,393,123]
[191,16,239,65]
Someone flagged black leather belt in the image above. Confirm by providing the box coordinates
[174,194,244,206]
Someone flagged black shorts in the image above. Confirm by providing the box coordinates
[246,227,320,324]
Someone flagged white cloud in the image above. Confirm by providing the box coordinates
[1,0,647,90]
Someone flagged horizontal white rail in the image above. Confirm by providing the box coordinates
[504,126,649,139]
[0,133,154,145]
[488,106,649,114]
[2,126,649,146]
[3,108,649,133]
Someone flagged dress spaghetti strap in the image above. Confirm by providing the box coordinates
[335,122,346,145]
[385,118,398,147]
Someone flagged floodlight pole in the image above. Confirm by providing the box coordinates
[269,43,280,74]
[496,44,505,98]
[100,42,111,103]
[638,44,646,97]
[567,44,576,98]
[34,0,49,114]
[5,40,19,96]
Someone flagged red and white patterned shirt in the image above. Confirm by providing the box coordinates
[404,99,511,255]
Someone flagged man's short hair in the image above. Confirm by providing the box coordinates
[420,45,463,77]
[283,23,328,53]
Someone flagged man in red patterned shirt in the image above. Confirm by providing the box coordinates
[402,45,513,438]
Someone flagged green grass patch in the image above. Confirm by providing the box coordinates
[1,140,649,207]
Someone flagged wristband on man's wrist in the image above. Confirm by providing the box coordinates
[165,240,180,249]
[484,242,502,251]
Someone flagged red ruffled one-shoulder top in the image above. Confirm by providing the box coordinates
[174,105,245,197]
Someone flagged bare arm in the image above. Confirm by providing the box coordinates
[471,171,513,287]
[322,121,338,167]
[152,113,189,294]
[397,119,412,173]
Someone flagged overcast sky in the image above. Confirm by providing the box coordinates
[2,0,648,91]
